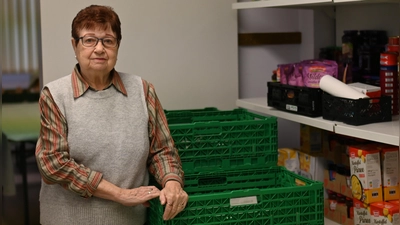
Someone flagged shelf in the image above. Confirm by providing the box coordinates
[232,0,399,9]
[236,97,399,146]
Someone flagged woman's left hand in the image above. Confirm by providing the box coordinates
[159,180,188,220]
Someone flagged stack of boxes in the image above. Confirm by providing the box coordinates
[148,109,324,225]
[349,143,400,225]
[278,124,400,225]
[278,124,327,182]
[322,130,400,225]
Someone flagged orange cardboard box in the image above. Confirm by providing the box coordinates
[370,201,400,225]
[349,144,383,204]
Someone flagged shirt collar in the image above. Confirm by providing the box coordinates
[71,64,128,98]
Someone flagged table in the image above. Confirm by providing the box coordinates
[2,102,41,225]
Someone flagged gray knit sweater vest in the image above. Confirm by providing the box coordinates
[39,73,149,225]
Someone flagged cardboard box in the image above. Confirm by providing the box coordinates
[298,152,326,182]
[349,144,383,204]
[324,199,354,225]
[348,82,381,98]
[377,144,399,201]
[324,169,341,194]
[370,201,400,225]
[324,169,353,198]
[322,132,370,165]
[389,200,400,207]
[277,148,300,174]
[353,198,372,225]
[300,124,323,155]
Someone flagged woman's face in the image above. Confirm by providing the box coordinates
[72,26,119,76]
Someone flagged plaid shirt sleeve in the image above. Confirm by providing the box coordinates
[35,87,103,198]
[143,80,185,188]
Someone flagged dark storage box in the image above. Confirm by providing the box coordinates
[322,93,392,126]
[267,82,323,117]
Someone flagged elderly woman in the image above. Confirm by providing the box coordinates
[35,5,188,225]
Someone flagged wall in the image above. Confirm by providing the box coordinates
[237,7,326,148]
[40,0,238,110]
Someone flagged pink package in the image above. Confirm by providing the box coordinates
[301,60,338,88]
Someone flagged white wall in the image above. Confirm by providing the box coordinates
[238,7,321,148]
[40,0,238,110]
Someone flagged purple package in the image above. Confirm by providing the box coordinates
[279,63,295,85]
[295,63,304,86]
[301,60,338,88]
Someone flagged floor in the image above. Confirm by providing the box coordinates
[2,142,41,225]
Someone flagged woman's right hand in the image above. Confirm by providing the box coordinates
[118,185,161,207]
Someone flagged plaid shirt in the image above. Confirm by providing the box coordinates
[35,65,184,198]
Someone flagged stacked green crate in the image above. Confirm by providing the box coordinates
[149,108,324,225]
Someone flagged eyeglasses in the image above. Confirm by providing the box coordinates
[78,36,118,48]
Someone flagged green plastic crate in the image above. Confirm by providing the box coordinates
[166,109,278,174]
[164,107,219,124]
[147,167,324,225]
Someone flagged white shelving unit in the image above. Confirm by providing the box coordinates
[233,1,399,225]
[233,0,399,9]
[237,97,399,146]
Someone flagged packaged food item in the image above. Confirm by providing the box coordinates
[301,59,338,88]
[277,148,300,174]
[298,151,326,182]
[353,198,372,225]
[278,63,294,85]
[376,144,399,201]
[370,201,400,225]
[348,82,381,98]
[349,144,383,204]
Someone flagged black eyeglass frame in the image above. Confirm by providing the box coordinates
[77,36,119,48]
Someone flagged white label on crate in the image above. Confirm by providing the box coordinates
[286,104,298,112]
[230,196,258,207]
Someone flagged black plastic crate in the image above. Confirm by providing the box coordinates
[322,92,392,125]
[267,82,323,117]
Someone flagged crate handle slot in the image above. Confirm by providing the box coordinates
[197,176,227,186]
[193,126,222,135]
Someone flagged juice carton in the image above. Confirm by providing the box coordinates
[370,201,400,225]
[277,148,300,174]
[377,144,399,201]
[353,198,372,225]
[349,145,383,204]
